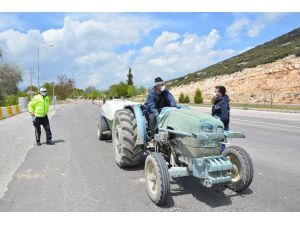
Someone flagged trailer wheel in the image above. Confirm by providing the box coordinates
[222,145,254,192]
[97,114,111,140]
[145,152,170,205]
[112,109,144,167]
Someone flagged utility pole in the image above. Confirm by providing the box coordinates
[52,82,56,111]
[37,48,39,89]
[72,72,76,99]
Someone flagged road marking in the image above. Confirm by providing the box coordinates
[233,118,300,129]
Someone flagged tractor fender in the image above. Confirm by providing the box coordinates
[124,105,147,145]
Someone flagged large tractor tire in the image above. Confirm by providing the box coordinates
[97,114,111,140]
[112,109,144,167]
[145,152,170,205]
[222,145,254,192]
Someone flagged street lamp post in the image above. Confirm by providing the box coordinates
[37,44,53,89]
[52,82,56,111]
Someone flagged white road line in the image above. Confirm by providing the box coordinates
[233,118,300,129]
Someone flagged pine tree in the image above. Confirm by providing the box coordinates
[194,88,203,104]
[184,94,190,103]
[127,67,134,85]
[179,92,185,103]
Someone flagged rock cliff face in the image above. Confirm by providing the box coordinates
[170,56,300,104]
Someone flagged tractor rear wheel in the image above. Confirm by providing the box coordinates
[145,152,170,205]
[222,145,254,192]
[112,109,144,167]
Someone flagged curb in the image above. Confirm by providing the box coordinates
[0,105,22,120]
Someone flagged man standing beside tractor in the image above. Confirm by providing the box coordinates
[28,87,55,146]
[212,85,230,131]
[142,77,177,138]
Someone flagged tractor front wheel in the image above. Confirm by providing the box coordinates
[145,152,170,205]
[222,145,254,192]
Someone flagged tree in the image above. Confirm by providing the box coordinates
[179,92,185,103]
[24,85,38,93]
[184,94,190,103]
[0,63,22,99]
[127,67,133,85]
[127,85,136,97]
[85,85,96,94]
[136,86,147,95]
[54,74,75,100]
[194,88,203,104]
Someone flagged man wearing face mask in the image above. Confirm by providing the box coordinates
[28,87,54,146]
[212,85,230,131]
[143,77,177,139]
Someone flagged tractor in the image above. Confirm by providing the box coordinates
[97,99,253,205]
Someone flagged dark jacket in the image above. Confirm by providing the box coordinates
[143,87,177,116]
[212,94,230,129]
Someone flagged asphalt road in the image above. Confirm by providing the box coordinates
[0,101,299,211]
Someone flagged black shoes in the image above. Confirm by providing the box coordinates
[36,141,55,145]
[46,141,55,145]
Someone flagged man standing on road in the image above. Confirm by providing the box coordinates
[143,77,177,138]
[212,85,230,131]
[28,87,55,146]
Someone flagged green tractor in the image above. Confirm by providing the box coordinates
[97,99,253,205]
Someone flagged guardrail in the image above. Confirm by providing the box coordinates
[0,105,22,120]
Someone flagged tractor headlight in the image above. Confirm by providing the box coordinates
[201,123,213,133]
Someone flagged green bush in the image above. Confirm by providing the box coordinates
[4,95,18,106]
[184,94,190,103]
[179,92,191,103]
[179,92,185,103]
[194,88,203,104]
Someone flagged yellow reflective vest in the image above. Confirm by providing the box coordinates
[28,94,50,117]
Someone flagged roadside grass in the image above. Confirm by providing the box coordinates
[188,102,300,111]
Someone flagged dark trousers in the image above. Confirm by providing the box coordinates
[148,113,157,138]
[33,115,52,142]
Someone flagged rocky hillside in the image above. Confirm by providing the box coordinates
[168,27,300,104]
[171,56,300,104]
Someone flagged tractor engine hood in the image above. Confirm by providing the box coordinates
[157,107,225,137]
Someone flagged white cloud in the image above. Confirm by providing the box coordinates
[226,17,250,38]
[131,29,235,83]
[0,14,236,90]
[226,13,285,38]
[0,14,158,88]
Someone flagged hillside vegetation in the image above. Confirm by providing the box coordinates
[167,27,300,88]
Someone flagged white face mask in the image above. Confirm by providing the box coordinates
[40,92,47,96]
[160,85,166,92]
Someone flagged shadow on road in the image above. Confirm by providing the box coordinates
[122,162,145,171]
[53,139,65,144]
[42,139,65,144]
[169,177,253,208]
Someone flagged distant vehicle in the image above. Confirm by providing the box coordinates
[97,99,253,205]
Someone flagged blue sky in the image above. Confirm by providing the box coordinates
[0,12,299,90]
